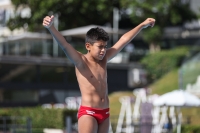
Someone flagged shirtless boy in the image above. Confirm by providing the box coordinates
[43,15,155,133]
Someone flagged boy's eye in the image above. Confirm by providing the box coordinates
[98,45,107,49]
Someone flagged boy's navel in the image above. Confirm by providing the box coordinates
[101,98,104,102]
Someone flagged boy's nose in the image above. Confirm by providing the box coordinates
[101,47,106,51]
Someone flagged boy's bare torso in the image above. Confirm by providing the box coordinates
[75,54,109,109]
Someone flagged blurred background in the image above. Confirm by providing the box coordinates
[0,0,200,133]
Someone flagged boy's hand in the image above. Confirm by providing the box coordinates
[142,18,155,28]
[43,15,54,29]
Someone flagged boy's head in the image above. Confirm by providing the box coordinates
[85,27,109,44]
[85,27,109,60]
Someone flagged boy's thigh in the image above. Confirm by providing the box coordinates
[98,117,110,133]
[78,115,98,133]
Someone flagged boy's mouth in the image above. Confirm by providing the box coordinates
[99,53,105,56]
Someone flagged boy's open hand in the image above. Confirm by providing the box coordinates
[43,15,54,29]
[142,18,155,28]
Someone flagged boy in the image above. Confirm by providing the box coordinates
[43,15,155,133]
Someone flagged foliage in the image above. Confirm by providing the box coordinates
[0,107,77,129]
[119,0,198,45]
[140,46,189,82]
[177,125,200,133]
[7,0,199,52]
[150,68,179,95]
[8,0,119,31]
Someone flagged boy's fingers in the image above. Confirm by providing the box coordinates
[43,15,54,28]
[44,18,52,23]
[148,18,155,27]
[44,16,52,20]
[151,22,155,27]
[43,20,50,25]
[43,20,49,25]
[51,15,54,19]
[43,21,49,25]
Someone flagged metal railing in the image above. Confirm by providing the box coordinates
[0,116,31,133]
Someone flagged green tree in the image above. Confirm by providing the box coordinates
[7,0,119,31]
[120,0,197,52]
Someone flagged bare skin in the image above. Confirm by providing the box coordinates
[43,15,155,133]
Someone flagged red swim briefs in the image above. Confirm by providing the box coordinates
[77,106,110,124]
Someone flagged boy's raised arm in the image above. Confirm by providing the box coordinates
[43,15,82,66]
[106,18,155,61]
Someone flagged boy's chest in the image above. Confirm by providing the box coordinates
[87,63,107,79]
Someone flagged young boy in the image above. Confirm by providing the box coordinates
[43,15,155,133]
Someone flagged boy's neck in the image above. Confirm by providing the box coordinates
[85,53,101,64]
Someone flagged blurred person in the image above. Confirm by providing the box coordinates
[163,116,173,133]
[43,15,155,133]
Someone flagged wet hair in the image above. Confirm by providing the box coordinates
[85,27,109,44]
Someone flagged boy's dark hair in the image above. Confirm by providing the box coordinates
[86,27,109,44]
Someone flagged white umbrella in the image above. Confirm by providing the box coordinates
[153,90,200,107]
[153,90,200,133]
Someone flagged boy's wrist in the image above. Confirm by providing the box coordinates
[141,23,151,29]
[44,21,53,29]
[47,25,54,30]
[138,23,146,29]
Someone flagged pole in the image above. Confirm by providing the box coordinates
[178,68,183,90]
[27,117,32,133]
[53,14,59,57]
[113,8,119,44]
[66,116,72,133]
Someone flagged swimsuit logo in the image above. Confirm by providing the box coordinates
[106,112,109,114]
[86,110,95,115]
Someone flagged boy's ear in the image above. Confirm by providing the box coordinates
[85,43,91,51]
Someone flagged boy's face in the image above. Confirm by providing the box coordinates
[86,40,107,61]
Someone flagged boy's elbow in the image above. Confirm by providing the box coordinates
[119,36,129,43]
